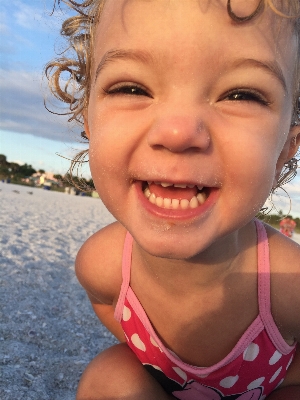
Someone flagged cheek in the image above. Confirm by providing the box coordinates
[88,113,117,170]
[88,126,131,200]
[88,129,115,194]
[87,107,147,179]
[223,138,277,196]
[89,141,117,184]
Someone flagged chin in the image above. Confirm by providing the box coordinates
[131,228,213,261]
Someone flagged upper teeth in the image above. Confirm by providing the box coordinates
[174,183,193,188]
[143,185,207,210]
[150,181,203,190]
[159,182,173,187]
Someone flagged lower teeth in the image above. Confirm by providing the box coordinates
[144,187,206,209]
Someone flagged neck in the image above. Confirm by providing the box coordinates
[133,221,257,293]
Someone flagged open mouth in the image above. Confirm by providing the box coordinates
[142,181,210,210]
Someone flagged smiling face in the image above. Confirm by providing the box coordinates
[84,0,298,259]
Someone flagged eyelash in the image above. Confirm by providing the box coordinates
[102,84,270,106]
[222,88,270,106]
[102,84,151,97]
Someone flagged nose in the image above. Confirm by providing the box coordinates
[147,111,210,153]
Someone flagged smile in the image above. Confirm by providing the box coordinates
[143,181,208,210]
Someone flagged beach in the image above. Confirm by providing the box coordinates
[0,183,117,400]
[1,182,299,399]
[293,231,300,244]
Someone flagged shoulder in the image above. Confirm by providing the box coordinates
[265,223,300,342]
[266,223,300,274]
[266,223,300,269]
[75,221,127,305]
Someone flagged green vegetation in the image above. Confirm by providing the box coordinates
[0,154,94,195]
[0,154,36,182]
[0,155,298,220]
[62,173,94,192]
[257,211,300,234]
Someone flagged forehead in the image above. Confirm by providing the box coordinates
[93,0,297,90]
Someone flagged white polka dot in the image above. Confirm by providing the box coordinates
[269,366,282,383]
[196,373,210,378]
[247,377,265,390]
[153,365,162,371]
[169,349,181,360]
[172,367,187,381]
[286,354,294,370]
[151,337,163,352]
[243,343,260,361]
[150,336,159,347]
[122,305,131,321]
[144,364,162,371]
[275,378,284,389]
[131,333,146,351]
[269,350,282,365]
[220,375,239,388]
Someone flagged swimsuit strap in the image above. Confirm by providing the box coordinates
[115,221,295,354]
[256,219,271,318]
[114,232,133,322]
[255,219,295,354]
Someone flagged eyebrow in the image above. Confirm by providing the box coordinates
[94,50,288,94]
[230,58,288,93]
[94,49,154,82]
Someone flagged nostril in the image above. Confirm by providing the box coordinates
[147,113,210,153]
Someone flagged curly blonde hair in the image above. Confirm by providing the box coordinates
[45,0,300,189]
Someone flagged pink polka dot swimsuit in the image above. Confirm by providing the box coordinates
[114,220,296,399]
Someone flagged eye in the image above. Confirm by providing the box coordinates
[103,83,151,97]
[222,89,270,105]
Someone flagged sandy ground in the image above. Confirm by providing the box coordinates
[1,182,299,399]
[0,183,117,400]
[292,232,300,244]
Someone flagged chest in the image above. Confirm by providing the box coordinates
[120,290,295,399]
[131,277,259,367]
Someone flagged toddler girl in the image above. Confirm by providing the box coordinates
[47,0,300,399]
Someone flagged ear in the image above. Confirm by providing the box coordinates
[83,110,91,140]
[273,126,300,187]
[286,126,300,159]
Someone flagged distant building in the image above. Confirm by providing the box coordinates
[30,172,60,188]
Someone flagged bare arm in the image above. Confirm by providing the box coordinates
[89,294,126,342]
[266,386,300,399]
[75,222,127,341]
[266,229,300,398]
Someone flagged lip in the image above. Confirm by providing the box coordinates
[134,181,220,221]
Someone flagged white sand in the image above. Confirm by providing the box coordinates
[0,183,117,400]
[293,232,300,244]
[1,182,299,399]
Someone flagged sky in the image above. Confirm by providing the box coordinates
[0,0,86,175]
[0,0,299,216]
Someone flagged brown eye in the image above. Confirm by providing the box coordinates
[224,89,270,105]
[231,92,256,101]
[104,84,151,97]
[227,0,264,22]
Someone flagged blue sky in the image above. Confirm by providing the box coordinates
[0,0,85,175]
[0,0,299,216]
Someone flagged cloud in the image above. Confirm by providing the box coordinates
[264,177,300,217]
[0,20,9,34]
[11,0,69,33]
[0,40,15,56]
[0,69,81,142]
[0,6,35,67]
[0,0,71,65]
[0,12,16,56]
[13,3,43,30]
